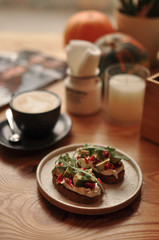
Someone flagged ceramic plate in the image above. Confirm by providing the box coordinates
[36,143,142,215]
[0,114,72,151]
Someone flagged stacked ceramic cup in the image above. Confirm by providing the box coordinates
[65,40,102,115]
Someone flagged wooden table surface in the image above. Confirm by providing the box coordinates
[0,32,159,240]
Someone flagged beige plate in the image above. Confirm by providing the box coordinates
[36,144,142,215]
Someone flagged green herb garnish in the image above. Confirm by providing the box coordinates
[54,153,106,194]
[73,144,130,161]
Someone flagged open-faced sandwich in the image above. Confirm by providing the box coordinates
[75,145,129,184]
[52,153,105,204]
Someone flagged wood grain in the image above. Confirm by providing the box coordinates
[141,73,159,144]
[0,32,159,240]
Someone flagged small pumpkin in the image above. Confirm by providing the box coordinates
[64,10,115,46]
[96,32,150,78]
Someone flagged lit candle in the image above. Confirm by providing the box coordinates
[107,74,146,123]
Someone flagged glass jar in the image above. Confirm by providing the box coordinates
[65,69,102,115]
[104,63,150,124]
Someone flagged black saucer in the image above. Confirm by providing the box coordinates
[0,114,72,151]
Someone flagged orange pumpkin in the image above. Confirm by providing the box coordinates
[64,10,115,46]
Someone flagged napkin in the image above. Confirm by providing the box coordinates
[66,40,101,77]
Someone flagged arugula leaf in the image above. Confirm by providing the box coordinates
[111,151,130,161]
[74,145,130,161]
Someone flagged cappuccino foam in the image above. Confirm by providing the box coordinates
[12,91,59,113]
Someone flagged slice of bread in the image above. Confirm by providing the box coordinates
[53,174,103,204]
[92,169,125,184]
[76,146,126,184]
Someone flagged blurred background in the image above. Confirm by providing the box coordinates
[0,0,117,32]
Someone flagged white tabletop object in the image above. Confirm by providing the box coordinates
[107,73,146,123]
[65,40,101,77]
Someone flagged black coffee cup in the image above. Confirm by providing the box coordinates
[10,90,61,138]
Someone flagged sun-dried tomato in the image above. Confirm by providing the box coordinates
[64,178,73,187]
[58,163,64,166]
[103,151,109,158]
[97,178,102,184]
[105,163,116,170]
[56,173,64,183]
[84,182,95,189]
[81,167,86,170]
[84,156,90,164]
[97,178,105,189]
[89,155,95,161]
[105,164,110,170]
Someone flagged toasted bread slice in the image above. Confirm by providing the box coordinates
[53,174,103,204]
[92,169,125,184]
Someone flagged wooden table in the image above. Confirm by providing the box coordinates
[0,32,159,240]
